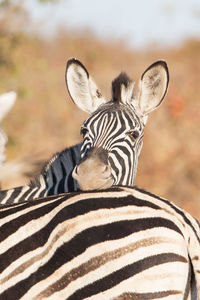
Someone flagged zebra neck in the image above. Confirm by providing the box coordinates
[0,143,81,205]
[29,144,81,196]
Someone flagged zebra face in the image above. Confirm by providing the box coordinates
[66,59,169,191]
[74,105,145,190]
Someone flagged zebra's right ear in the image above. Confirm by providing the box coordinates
[0,91,17,122]
[66,58,106,114]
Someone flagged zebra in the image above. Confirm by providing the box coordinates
[0,186,199,299]
[66,58,169,191]
[0,59,167,204]
[0,143,81,205]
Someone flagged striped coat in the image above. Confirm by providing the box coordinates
[0,186,199,299]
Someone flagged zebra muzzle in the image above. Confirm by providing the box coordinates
[72,156,114,191]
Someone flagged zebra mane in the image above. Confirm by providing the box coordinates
[112,72,134,104]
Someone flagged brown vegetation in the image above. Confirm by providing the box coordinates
[0,6,200,219]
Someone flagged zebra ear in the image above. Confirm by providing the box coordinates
[136,61,169,115]
[0,91,17,122]
[66,58,106,114]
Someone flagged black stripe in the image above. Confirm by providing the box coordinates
[65,171,75,192]
[112,150,126,173]
[128,104,143,130]
[68,253,186,300]
[0,201,31,218]
[95,114,107,140]
[54,159,65,194]
[47,166,57,195]
[7,188,23,204]
[109,156,119,179]
[0,190,8,203]
[65,146,80,191]
[56,160,66,194]
[121,109,135,128]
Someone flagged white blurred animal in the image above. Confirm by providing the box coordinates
[0,91,16,166]
[0,91,43,187]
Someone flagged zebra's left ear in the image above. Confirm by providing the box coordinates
[66,58,106,114]
[136,60,169,115]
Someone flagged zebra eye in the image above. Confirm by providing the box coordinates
[80,127,88,137]
[128,130,140,140]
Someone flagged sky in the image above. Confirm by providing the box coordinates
[25,0,200,49]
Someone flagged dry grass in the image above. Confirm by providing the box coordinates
[0,29,200,219]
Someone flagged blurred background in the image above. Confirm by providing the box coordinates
[0,0,200,218]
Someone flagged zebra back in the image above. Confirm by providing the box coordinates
[0,143,81,205]
[0,186,199,299]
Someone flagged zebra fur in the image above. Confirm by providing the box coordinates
[0,143,81,205]
[0,186,199,299]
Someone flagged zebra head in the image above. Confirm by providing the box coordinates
[66,59,169,191]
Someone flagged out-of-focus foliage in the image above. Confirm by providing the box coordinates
[0,1,26,67]
[0,0,59,5]
[0,1,200,220]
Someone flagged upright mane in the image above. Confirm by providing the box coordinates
[111,72,133,103]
